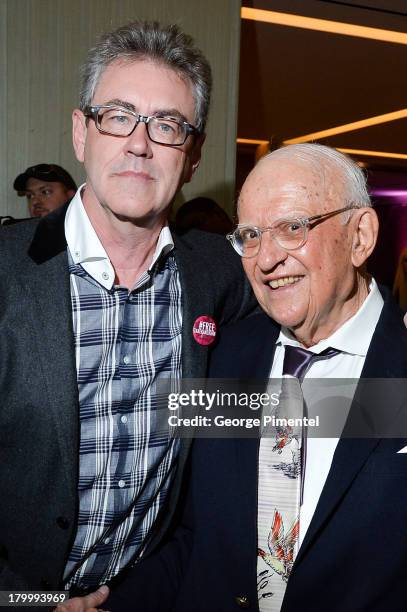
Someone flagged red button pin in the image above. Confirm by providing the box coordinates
[192,315,217,346]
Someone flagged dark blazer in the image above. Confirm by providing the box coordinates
[0,204,255,593]
[109,290,407,611]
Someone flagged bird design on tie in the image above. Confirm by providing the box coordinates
[272,423,298,454]
[258,509,300,581]
[271,412,301,478]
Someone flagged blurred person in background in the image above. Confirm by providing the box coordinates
[175,196,233,235]
[14,163,77,218]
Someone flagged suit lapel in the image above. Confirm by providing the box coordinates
[295,293,407,566]
[145,234,220,552]
[146,234,227,553]
[173,234,217,379]
[24,209,79,491]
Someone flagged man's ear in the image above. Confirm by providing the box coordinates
[72,109,87,163]
[351,207,379,268]
[184,133,206,184]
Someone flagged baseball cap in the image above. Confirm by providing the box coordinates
[14,164,77,195]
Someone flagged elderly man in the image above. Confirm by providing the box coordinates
[97,143,407,612]
[0,20,254,603]
[14,163,77,218]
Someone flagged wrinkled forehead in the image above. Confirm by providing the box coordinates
[238,158,337,222]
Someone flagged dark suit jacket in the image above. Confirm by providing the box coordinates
[109,290,407,611]
[0,205,255,593]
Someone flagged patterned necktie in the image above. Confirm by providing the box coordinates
[257,345,340,612]
[283,345,341,503]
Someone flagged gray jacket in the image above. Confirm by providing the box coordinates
[0,206,255,592]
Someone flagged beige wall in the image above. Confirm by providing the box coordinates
[0,0,240,219]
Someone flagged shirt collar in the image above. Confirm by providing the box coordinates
[277,278,384,356]
[64,185,174,290]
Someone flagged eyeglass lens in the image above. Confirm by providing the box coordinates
[97,108,187,145]
[235,221,307,256]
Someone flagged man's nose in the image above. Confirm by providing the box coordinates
[29,200,45,218]
[30,193,43,205]
[255,231,288,271]
[125,121,153,157]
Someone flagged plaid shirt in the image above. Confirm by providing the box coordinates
[63,192,182,588]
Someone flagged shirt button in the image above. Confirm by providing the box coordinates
[121,415,128,424]
[123,355,130,364]
[102,271,109,280]
[118,479,125,488]
[104,537,110,544]
[56,516,70,530]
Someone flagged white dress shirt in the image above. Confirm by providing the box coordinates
[64,185,174,290]
[269,279,384,545]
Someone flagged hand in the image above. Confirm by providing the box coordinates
[55,585,110,612]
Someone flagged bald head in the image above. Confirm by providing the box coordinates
[239,143,371,215]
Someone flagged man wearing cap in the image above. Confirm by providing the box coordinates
[14,163,77,218]
[0,20,254,601]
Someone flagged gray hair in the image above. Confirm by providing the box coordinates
[260,143,372,213]
[79,21,212,132]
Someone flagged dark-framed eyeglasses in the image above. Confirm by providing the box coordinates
[226,205,358,258]
[84,105,199,146]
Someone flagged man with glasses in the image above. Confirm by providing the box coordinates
[100,144,407,612]
[0,20,254,601]
[14,164,77,218]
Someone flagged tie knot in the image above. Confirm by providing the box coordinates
[282,345,340,380]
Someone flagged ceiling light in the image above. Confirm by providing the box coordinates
[241,7,407,45]
[371,189,407,197]
[237,138,270,145]
[338,148,407,161]
[282,108,407,144]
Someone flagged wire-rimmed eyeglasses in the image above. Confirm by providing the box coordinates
[226,205,357,258]
[84,105,199,146]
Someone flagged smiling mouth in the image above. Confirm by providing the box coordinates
[269,276,303,289]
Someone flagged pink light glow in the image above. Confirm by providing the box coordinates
[370,189,407,197]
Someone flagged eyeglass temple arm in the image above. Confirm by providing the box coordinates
[306,205,356,225]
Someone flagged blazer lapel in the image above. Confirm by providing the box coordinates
[295,293,407,566]
[146,235,222,554]
[25,209,79,491]
[173,234,217,379]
